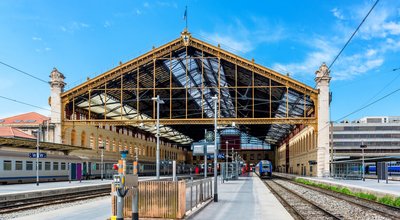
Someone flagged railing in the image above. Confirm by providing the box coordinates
[185,177,213,212]
[111,178,214,219]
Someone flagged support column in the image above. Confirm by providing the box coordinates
[49,68,66,144]
[315,63,331,177]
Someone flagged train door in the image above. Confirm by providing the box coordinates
[82,162,87,178]
[71,163,77,180]
[88,162,92,176]
[76,163,82,180]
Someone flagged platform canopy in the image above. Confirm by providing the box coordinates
[61,30,318,146]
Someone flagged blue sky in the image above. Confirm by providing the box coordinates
[0,0,399,122]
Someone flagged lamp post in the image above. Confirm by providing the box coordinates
[212,95,218,202]
[360,142,367,181]
[36,125,41,186]
[152,95,164,180]
[99,142,105,181]
[225,141,228,181]
[204,129,207,178]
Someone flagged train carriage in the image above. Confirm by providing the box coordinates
[255,160,272,178]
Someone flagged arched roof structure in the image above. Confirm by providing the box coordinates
[61,30,319,146]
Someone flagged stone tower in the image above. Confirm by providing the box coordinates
[49,68,65,144]
[315,63,331,177]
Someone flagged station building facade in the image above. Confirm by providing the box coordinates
[332,116,400,157]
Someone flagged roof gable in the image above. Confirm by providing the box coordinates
[0,112,50,125]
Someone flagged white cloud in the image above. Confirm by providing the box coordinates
[60,21,89,33]
[331,8,345,20]
[272,3,400,81]
[79,22,89,28]
[32,37,42,41]
[272,37,337,76]
[383,21,400,35]
[272,37,385,81]
[45,47,51,51]
[143,2,150,8]
[366,49,377,57]
[104,21,111,28]
[200,18,285,54]
[205,33,254,53]
[135,9,142,15]
[156,1,178,8]
[357,6,400,39]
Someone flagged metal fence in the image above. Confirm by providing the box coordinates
[185,177,213,212]
[221,162,240,180]
[111,178,213,219]
[112,180,186,219]
[332,162,362,180]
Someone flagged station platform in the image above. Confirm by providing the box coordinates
[274,172,400,198]
[189,173,293,220]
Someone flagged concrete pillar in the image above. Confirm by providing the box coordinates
[49,68,66,144]
[315,63,331,177]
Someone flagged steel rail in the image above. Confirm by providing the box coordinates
[0,188,110,215]
[264,179,341,220]
[288,179,400,219]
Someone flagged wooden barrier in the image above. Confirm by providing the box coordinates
[112,180,186,219]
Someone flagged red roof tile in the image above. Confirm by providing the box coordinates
[0,112,50,125]
[0,127,36,139]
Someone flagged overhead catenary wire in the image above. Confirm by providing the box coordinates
[334,86,400,123]
[328,0,380,70]
[0,95,58,115]
[359,67,400,107]
[0,61,48,84]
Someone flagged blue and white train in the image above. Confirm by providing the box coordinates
[255,160,272,178]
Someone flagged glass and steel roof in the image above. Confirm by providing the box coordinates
[66,33,317,147]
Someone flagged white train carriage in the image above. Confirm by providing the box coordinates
[0,150,81,184]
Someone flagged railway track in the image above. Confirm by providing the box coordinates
[0,188,110,214]
[264,179,341,220]
[287,179,400,219]
[266,178,398,220]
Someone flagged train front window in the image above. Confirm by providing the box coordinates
[16,161,23,170]
[26,161,33,170]
[3,160,11,171]
[262,165,269,169]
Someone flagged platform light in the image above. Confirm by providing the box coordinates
[360,142,367,181]
[211,94,218,202]
[152,95,164,180]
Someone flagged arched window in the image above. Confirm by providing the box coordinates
[106,138,110,151]
[98,135,103,149]
[90,134,95,149]
[71,129,77,146]
[81,131,86,147]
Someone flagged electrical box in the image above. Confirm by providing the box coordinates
[113,174,123,187]
[126,174,139,188]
